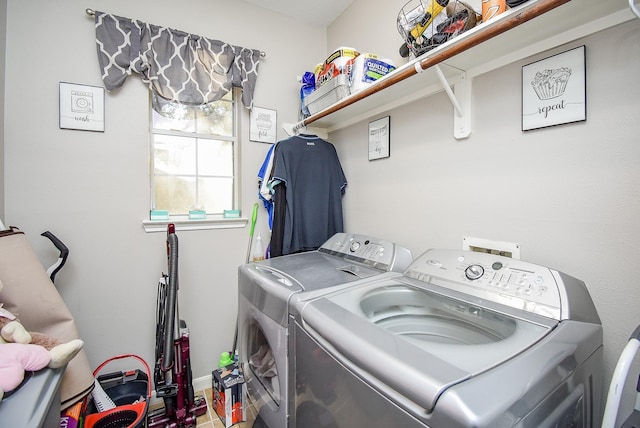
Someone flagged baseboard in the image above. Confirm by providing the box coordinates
[193,373,213,393]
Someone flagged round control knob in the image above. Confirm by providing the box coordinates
[465,264,484,280]
[349,241,361,252]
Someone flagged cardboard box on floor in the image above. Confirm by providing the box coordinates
[212,364,246,427]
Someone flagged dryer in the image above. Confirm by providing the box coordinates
[292,249,603,428]
[237,232,412,428]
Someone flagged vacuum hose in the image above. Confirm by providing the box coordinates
[162,232,179,371]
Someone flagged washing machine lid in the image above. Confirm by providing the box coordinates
[256,233,412,292]
[300,277,556,413]
[258,251,383,292]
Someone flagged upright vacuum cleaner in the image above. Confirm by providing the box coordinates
[148,224,207,428]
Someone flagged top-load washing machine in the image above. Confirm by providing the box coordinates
[291,249,603,428]
[237,232,413,428]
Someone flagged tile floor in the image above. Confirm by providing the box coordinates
[150,388,255,428]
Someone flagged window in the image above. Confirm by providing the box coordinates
[150,91,238,218]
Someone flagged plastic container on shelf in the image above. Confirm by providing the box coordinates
[303,74,351,115]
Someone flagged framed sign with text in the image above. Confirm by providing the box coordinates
[368,116,390,160]
[59,82,105,132]
[250,106,277,143]
[522,46,586,131]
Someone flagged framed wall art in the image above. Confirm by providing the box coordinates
[59,82,105,132]
[522,45,586,131]
[368,116,390,161]
[250,106,277,143]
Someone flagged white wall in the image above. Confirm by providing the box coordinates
[4,0,640,419]
[329,0,640,416]
[3,0,325,379]
[0,0,5,222]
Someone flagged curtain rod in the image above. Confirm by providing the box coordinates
[85,8,266,57]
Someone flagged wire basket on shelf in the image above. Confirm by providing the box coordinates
[397,0,480,58]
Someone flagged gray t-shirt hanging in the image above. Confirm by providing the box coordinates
[271,134,347,255]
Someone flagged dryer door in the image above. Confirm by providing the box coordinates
[239,293,288,428]
[245,321,280,405]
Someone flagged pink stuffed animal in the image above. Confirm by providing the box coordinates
[0,279,83,400]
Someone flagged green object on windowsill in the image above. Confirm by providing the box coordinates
[150,210,169,221]
[223,210,240,218]
[189,210,206,220]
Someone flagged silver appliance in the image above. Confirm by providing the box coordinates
[0,368,64,427]
[292,249,603,428]
[237,232,413,428]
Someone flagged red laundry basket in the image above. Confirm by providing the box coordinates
[83,354,151,428]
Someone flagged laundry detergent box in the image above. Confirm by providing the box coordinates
[212,364,246,427]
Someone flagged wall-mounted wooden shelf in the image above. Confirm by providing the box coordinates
[288,0,634,138]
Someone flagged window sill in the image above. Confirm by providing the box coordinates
[142,217,248,233]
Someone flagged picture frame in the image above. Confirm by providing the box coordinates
[522,45,586,131]
[368,116,390,161]
[250,106,277,143]
[59,82,105,132]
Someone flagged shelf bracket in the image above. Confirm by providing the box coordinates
[433,64,471,139]
[283,120,307,137]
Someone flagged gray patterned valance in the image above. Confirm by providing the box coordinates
[94,11,261,109]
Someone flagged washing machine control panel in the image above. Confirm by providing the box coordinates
[405,249,565,320]
[319,233,413,272]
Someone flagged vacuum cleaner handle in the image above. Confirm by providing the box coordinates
[41,231,69,283]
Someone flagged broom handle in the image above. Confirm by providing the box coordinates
[232,203,260,354]
[245,203,259,263]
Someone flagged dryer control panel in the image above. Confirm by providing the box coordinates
[319,233,413,273]
[404,249,576,321]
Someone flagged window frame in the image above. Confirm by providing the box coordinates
[143,90,247,233]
